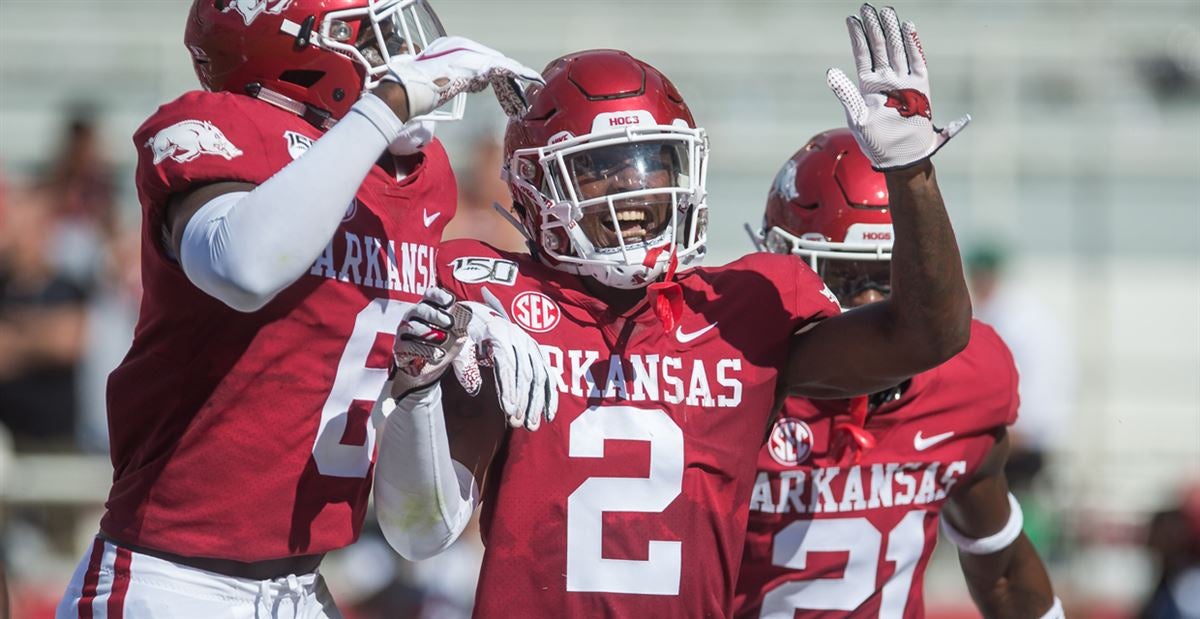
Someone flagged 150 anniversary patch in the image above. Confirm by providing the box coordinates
[451,257,519,286]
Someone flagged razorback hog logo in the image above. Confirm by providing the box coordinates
[883,89,932,120]
[772,159,799,201]
[146,120,244,165]
[224,0,294,26]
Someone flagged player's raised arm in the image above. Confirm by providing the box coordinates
[941,432,1063,619]
[785,4,972,397]
[167,38,542,312]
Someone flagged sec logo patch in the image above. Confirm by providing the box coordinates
[768,418,814,466]
[511,291,560,333]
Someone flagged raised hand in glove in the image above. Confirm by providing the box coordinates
[387,286,481,401]
[384,285,557,432]
[827,4,970,171]
[380,36,543,121]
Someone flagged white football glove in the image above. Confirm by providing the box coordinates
[827,4,970,171]
[387,286,482,402]
[463,293,558,432]
[380,36,543,121]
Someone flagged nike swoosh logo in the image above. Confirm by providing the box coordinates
[423,209,441,227]
[913,430,954,451]
[675,323,717,344]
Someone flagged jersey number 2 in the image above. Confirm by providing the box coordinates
[566,405,684,595]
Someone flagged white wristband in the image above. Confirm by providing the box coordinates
[941,492,1024,555]
[1038,597,1065,619]
[348,92,407,144]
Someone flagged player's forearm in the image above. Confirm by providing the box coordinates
[373,382,479,561]
[180,93,407,312]
[882,161,970,368]
[961,535,1058,619]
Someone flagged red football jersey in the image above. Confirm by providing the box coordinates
[101,91,455,561]
[437,241,841,618]
[734,320,1019,619]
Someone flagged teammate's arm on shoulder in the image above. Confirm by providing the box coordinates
[783,162,971,398]
[943,431,1059,619]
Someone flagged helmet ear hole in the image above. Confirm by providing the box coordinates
[541,229,569,253]
[279,70,324,88]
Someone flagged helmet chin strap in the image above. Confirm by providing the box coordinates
[830,379,908,465]
[491,202,536,244]
[832,396,876,465]
[247,84,337,130]
[645,245,682,332]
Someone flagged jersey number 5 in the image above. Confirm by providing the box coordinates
[566,405,684,595]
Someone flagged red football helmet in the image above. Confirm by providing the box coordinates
[503,50,709,289]
[753,128,893,305]
[184,0,458,124]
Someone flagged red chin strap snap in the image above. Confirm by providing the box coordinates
[833,396,876,465]
[644,246,682,332]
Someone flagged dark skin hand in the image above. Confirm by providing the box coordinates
[162,83,412,257]
[783,161,971,399]
[943,431,1057,619]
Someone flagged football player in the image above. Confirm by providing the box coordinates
[56,0,543,616]
[374,5,976,616]
[734,129,1061,618]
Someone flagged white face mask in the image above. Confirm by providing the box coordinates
[387,118,437,156]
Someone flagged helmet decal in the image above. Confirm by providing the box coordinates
[223,0,294,26]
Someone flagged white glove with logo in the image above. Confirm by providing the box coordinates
[387,286,481,403]
[462,296,558,431]
[384,286,557,432]
[826,4,970,171]
[381,36,544,121]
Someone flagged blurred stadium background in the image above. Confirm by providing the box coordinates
[0,1,1197,617]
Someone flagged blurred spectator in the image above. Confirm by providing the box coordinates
[0,185,88,452]
[38,104,116,231]
[1139,481,1200,618]
[325,532,425,619]
[76,225,141,453]
[967,243,1075,490]
[327,517,484,619]
[0,425,9,619]
[35,104,117,287]
[443,134,529,253]
[406,516,485,619]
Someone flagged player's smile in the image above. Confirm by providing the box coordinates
[566,140,681,249]
[580,199,672,248]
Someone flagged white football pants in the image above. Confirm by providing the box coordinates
[56,537,342,619]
